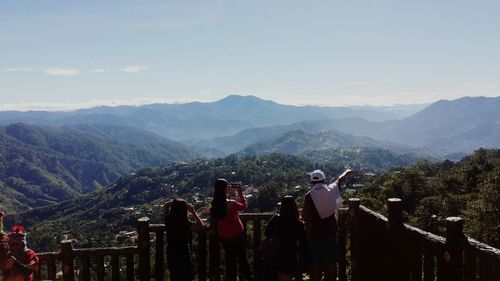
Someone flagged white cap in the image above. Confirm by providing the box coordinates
[308,169,325,182]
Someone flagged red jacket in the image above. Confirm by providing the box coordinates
[5,249,39,281]
[216,193,247,239]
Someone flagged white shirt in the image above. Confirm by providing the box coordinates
[309,182,342,219]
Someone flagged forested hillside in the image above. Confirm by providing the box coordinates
[359,148,500,248]
[239,129,385,155]
[11,149,500,252]
[10,153,346,251]
[0,123,198,212]
[301,147,431,172]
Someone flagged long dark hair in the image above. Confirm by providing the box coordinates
[165,198,189,240]
[279,196,299,222]
[212,178,228,220]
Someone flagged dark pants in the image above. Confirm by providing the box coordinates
[220,233,253,281]
[168,254,193,281]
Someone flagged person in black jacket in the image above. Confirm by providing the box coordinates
[164,198,204,281]
[264,196,308,281]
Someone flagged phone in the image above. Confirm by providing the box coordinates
[230,182,242,188]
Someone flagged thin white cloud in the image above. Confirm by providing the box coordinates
[336,81,369,86]
[44,67,80,76]
[379,78,393,83]
[5,66,110,75]
[4,67,34,72]
[121,65,148,73]
[283,94,438,107]
[0,98,195,112]
[89,68,110,73]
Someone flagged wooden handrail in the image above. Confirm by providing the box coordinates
[349,198,500,281]
[73,246,139,256]
[466,236,500,260]
[34,201,500,281]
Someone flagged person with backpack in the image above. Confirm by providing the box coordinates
[4,226,39,281]
[211,179,253,281]
[302,169,352,281]
[164,198,205,281]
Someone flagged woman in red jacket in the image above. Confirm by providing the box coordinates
[211,179,253,281]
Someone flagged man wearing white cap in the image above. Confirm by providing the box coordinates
[303,168,351,281]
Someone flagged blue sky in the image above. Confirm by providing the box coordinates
[1,0,499,110]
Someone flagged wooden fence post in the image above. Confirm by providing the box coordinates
[96,255,105,281]
[338,210,348,281]
[387,198,408,281]
[198,230,208,281]
[388,198,403,229]
[126,253,135,281]
[60,240,74,281]
[253,218,261,275]
[138,217,151,281]
[445,217,465,281]
[153,225,165,281]
[348,198,361,281]
[111,255,120,281]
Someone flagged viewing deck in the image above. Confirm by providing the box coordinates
[36,198,500,281]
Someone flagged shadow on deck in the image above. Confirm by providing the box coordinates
[36,198,500,281]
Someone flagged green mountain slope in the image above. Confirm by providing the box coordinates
[239,129,388,155]
[359,148,500,248]
[0,123,199,213]
[11,149,435,252]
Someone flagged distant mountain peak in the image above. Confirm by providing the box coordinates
[215,95,276,105]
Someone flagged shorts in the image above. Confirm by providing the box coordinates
[310,235,338,266]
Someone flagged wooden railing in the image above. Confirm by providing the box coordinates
[347,198,500,281]
[35,198,500,281]
[35,214,276,281]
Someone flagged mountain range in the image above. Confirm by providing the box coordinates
[2,94,500,251]
[187,96,500,156]
[1,95,498,212]
[0,95,424,141]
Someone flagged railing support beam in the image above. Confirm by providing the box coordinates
[138,217,151,281]
[60,240,74,281]
[387,198,409,281]
[348,198,361,281]
[445,216,466,281]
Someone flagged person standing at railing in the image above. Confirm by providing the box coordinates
[302,169,352,281]
[211,179,253,281]
[263,196,308,281]
[3,226,39,281]
[164,198,205,281]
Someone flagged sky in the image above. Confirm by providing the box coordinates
[1,0,499,110]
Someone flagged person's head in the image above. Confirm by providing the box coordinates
[8,226,27,253]
[168,198,188,222]
[165,198,191,240]
[214,178,230,195]
[308,169,326,185]
[212,178,229,220]
[279,196,299,221]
